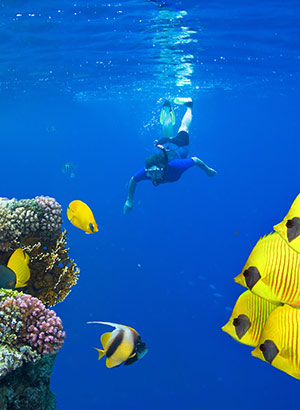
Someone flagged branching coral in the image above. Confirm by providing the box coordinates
[0,289,65,379]
[21,230,80,307]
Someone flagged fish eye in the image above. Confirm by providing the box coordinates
[89,222,94,232]
[286,219,294,228]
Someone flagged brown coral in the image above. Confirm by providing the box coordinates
[20,230,80,307]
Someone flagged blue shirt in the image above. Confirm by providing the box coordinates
[133,158,195,183]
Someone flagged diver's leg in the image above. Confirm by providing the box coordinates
[178,106,192,133]
[175,98,193,133]
[192,156,217,177]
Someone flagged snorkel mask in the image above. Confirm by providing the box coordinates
[145,165,164,181]
[145,144,169,185]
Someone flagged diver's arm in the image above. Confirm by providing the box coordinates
[192,157,217,177]
[123,177,137,214]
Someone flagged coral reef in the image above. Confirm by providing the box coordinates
[21,230,80,306]
[34,196,62,242]
[0,196,79,306]
[0,353,57,410]
[0,195,74,408]
[0,289,65,379]
[0,196,62,251]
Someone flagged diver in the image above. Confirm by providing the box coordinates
[123,98,217,214]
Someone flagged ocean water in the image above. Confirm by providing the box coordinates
[1,0,300,409]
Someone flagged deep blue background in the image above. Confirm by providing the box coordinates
[1,91,300,409]
[1,0,300,409]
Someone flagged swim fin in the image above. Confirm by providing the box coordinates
[174,97,193,107]
[160,100,175,126]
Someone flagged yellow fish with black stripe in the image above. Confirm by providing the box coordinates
[87,321,148,368]
[234,232,300,306]
[252,304,300,379]
[273,193,300,253]
[67,200,98,234]
[222,290,280,347]
[0,248,30,289]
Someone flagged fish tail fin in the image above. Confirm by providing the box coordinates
[7,248,30,288]
[94,348,105,360]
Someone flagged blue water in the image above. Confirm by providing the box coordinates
[1,1,300,409]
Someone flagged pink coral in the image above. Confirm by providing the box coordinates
[0,293,65,355]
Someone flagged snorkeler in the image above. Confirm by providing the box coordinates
[123,98,217,214]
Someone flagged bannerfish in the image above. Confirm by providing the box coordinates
[273,193,300,253]
[87,321,148,368]
[234,232,300,306]
[67,200,98,234]
[0,248,30,289]
[222,290,279,347]
[252,304,300,379]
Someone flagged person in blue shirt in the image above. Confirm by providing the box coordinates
[123,98,217,214]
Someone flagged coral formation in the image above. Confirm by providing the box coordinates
[0,196,79,306]
[34,196,62,241]
[0,195,75,408]
[0,196,62,251]
[0,353,57,410]
[21,230,80,306]
[0,289,65,379]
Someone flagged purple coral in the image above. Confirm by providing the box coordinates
[0,293,65,355]
[35,195,62,239]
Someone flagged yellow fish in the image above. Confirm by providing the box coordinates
[87,321,148,368]
[222,290,279,347]
[0,248,30,289]
[273,193,300,253]
[252,304,300,379]
[234,232,300,306]
[67,200,98,234]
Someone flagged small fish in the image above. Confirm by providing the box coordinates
[46,125,56,133]
[273,193,300,253]
[67,200,98,234]
[251,304,300,379]
[87,321,148,368]
[61,162,75,178]
[222,290,279,347]
[0,248,30,289]
[234,232,300,306]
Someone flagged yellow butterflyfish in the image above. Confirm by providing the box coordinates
[0,248,31,289]
[234,232,300,306]
[252,304,300,380]
[67,200,98,234]
[87,321,148,368]
[273,193,300,253]
[222,290,279,347]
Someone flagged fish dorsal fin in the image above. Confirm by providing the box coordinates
[87,321,123,330]
[101,332,112,349]
[7,249,30,288]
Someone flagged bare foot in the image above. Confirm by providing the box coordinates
[206,167,217,177]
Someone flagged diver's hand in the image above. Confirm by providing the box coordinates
[123,199,134,214]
